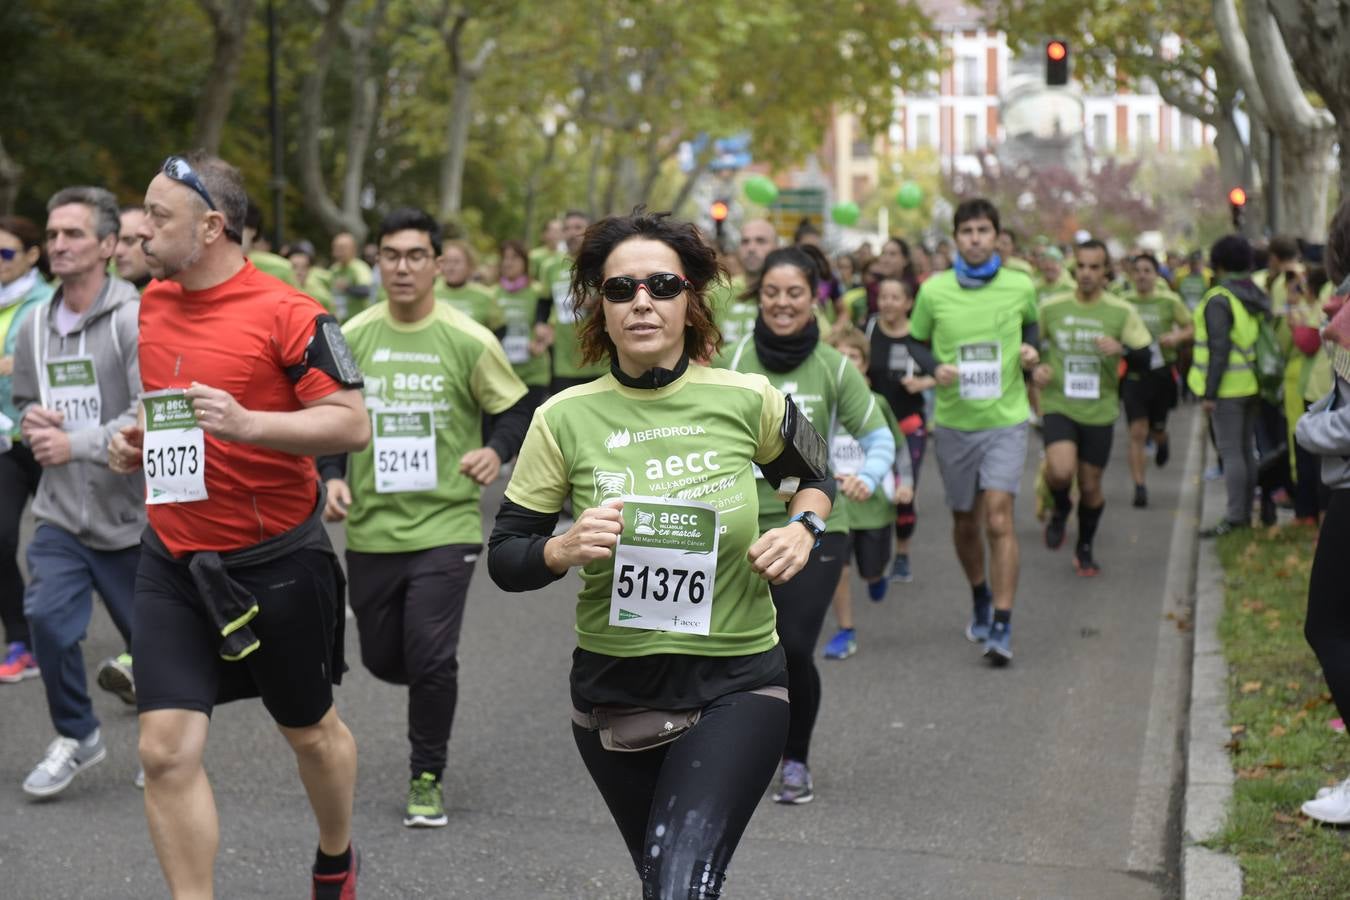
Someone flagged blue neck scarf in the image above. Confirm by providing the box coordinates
[954,252,1002,289]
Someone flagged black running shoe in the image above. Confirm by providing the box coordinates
[1044,514,1067,550]
[1155,440,1170,468]
[1133,484,1148,508]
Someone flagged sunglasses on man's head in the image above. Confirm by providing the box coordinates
[600,272,693,303]
[161,156,219,211]
[0,248,18,261]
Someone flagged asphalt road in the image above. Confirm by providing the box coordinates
[0,408,1199,899]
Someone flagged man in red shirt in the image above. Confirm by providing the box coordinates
[109,152,370,899]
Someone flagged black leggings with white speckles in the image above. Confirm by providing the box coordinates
[574,688,788,899]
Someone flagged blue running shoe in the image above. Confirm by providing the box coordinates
[822,628,857,660]
[890,554,913,583]
[773,759,814,804]
[965,600,992,643]
[984,621,1012,665]
[866,578,888,602]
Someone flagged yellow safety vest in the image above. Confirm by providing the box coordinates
[1187,286,1259,398]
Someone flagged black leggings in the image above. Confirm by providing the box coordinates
[895,428,927,541]
[1306,490,1350,722]
[574,688,788,899]
[0,444,40,645]
[770,532,848,763]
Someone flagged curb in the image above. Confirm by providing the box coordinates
[1181,418,1243,899]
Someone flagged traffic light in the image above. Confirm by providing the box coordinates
[1046,40,1069,86]
[710,199,729,241]
[1228,187,1247,230]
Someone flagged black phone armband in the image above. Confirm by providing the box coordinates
[286,314,364,389]
[757,394,829,494]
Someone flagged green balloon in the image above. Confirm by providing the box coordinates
[743,176,779,206]
[831,201,861,226]
[896,182,924,209]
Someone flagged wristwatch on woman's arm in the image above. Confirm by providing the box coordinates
[787,510,827,547]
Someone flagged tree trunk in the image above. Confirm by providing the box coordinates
[521,126,561,243]
[193,0,257,154]
[297,0,368,241]
[437,14,496,222]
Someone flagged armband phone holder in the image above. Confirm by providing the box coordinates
[772,394,829,500]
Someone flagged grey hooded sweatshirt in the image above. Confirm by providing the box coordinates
[12,276,145,550]
[1296,373,1350,491]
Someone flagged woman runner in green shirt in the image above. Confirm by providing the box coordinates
[488,212,834,898]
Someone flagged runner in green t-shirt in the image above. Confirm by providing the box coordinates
[329,231,374,321]
[719,245,893,802]
[527,218,563,281]
[434,239,503,330]
[487,211,834,897]
[909,198,1040,665]
[819,329,913,661]
[493,239,551,402]
[317,208,532,830]
[542,211,608,391]
[1121,252,1194,507]
[710,218,779,346]
[1032,241,1153,577]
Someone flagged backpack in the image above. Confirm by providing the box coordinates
[1252,312,1285,405]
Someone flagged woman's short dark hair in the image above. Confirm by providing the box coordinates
[499,239,529,269]
[756,246,821,296]
[0,215,46,278]
[572,210,724,366]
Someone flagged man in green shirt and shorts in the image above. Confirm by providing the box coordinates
[910,198,1040,665]
[1121,252,1193,507]
[1033,241,1154,576]
[319,208,534,828]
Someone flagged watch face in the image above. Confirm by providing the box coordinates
[803,511,825,534]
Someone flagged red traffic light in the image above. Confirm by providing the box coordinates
[710,200,730,223]
[1047,41,1067,62]
[1228,187,1247,207]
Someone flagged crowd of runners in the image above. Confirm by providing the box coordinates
[2,148,1349,897]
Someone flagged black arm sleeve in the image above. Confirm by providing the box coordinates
[535,298,552,325]
[316,453,347,482]
[484,394,536,464]
[1204,296,1234,399]
[1022,322,1040,347]
[905,339,939,375]
[1124,345,1152,374]
[487,498,566,592]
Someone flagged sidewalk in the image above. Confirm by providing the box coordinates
[1181,431,1244,899]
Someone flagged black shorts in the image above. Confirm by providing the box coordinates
[1121,368,1177,431]
[845,526,892,580]
[1042,413,1114,469]
[133,547,344,728]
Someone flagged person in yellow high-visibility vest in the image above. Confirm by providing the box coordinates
[1189,235,1271,537]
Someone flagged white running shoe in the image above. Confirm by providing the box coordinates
[1302,776,1350,824]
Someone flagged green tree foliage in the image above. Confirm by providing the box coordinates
[2,0,940,255]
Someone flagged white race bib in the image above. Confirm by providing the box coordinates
[1064,355,1101,400]
[552,280,578,324]
[47,357,101,432]
[958,342,1002,400]
[501,332,530,365]
[830,433,864,477]
[609,496,720,636]
[142,390,207,505]
[373,408,437,493]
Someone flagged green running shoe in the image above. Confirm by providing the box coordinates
[403,772,447,828]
